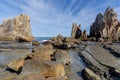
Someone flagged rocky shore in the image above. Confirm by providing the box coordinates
[0,7,119,80]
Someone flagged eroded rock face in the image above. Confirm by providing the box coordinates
[0,14,34,41]
[90,7,120,41]
[71,23,82,39]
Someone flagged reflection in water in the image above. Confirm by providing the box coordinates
[67,50,86,80]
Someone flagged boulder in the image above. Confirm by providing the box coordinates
[64,37,80,44]
[90,7,120,41]
[82,68,101,80]
[22,73,68,80]
[42,40,53,45]
[88,37,96,41]
[55,50,71,65]
[0,14,34,41]
[51,34,64,47]
[21,59,65,78]
[22,73,46,80]
[7,58,24,72]
[28,45,55,61]
[32,41,40,45]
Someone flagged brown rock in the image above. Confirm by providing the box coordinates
[7,58,24,72]
[55,50,71,65]
[47,76,68,80]
[21,59,65,78]
[0,14,34,41]
[82,68,101,80]
[51,34,64,47]
[32,41,40,45]
[22,73,68,80]
[22,73,46,80]
[42,41,53,45]
[90,7,120,41]
[28,45,55,61]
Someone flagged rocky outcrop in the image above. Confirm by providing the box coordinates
[71,23,88,40]
[51,34,79,49]
[0,14,34,41]
[90,7,120,41]
[71,23,82,39]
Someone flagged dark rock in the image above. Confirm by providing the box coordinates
[81,68,101,80]
[81,30,87,41]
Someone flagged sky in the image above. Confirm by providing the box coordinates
[0,0,120,37]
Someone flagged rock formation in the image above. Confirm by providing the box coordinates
[0,14,34,41]
[71,23,82,39]
[81,30,87,40]
[51,34,79,49]
[90,7,120,41]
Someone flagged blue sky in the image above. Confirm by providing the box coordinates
[0,0,120,37]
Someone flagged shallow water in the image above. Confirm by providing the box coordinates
[67,49,86,80]
[0,49,31,66]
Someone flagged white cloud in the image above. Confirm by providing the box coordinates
[0,0,120,37]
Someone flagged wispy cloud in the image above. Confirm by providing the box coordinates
[0,0,120,37]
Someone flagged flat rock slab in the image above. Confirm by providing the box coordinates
[104,43,120,56]
[0,41,34,49]
[0,49,30,66]
[85,43,120,68]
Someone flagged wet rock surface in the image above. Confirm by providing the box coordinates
[78,42,120,80]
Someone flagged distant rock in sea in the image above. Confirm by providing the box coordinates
[0,14,34,42]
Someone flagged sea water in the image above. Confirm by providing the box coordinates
[35,37,52,42]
